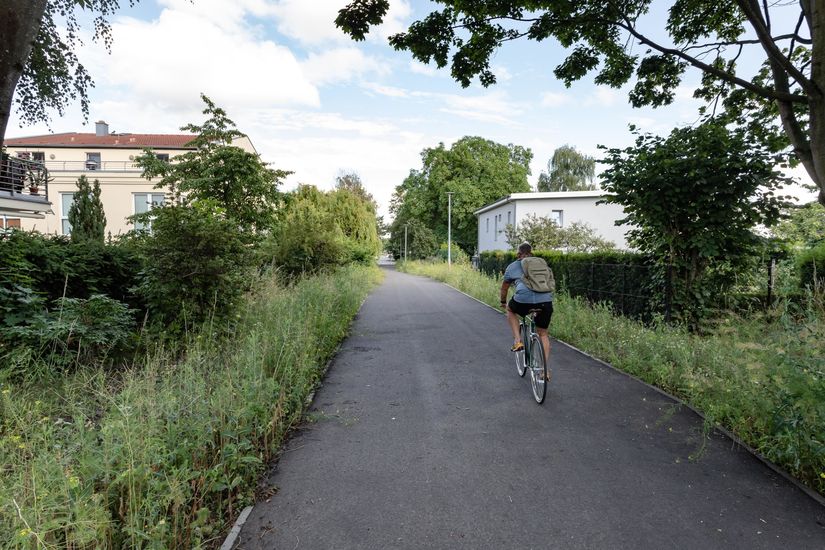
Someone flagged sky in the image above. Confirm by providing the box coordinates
[7,0,818,219]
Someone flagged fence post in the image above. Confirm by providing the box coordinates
[621,263,626,316]
[590,262,595,303]
[664,263,673,323]
[767,257,776,309]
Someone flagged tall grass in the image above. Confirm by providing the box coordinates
[400,261,825,496]
[0,265,382,548]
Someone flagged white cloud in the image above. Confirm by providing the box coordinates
[439,91,524,119]
[540,91,572,108]
[362,82,411,98]
[269,0,411,47]
[90,8,320,110]
[585,87,621,107]
[492,65,513,83]
[302,48,390,85]
[409,60,439,77]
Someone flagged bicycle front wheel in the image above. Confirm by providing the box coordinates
[528,334,547,404]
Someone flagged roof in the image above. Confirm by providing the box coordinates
[473,191,608,216]
[4,132,197,149]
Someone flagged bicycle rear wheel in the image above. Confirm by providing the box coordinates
[528,334,547,404]
[515,322,526,377]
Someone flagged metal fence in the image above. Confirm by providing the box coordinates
[0,156,50,201]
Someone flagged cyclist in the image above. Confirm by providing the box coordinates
[499,242,553,366]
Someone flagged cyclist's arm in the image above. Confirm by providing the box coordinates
[499,280,511,308]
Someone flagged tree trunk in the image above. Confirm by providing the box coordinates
[0,0,48,149]
[808,0,825,205]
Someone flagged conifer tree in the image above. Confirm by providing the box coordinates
[67,175,106,242]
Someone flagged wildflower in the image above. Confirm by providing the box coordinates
[68,475,80,489]
[1,389,9,395]
[821,472,825,479]
[18,528,31,537]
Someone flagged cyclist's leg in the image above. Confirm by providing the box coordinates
[505,306,521,345]
[536,327,551,364]
[534,301,554,365]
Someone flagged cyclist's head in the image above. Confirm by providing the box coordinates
[517,242,532,257]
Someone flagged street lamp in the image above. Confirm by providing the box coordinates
[446,192,454,266]
[404,223,408,262]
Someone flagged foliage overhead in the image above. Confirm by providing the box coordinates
[504,214,616,253]
[336,1,825,205]
[67,175,106,243]
[390,136,532,253]
[1,0,141,147]
[136,95,291,234]
[537,145,598,192]
[600,121,792,321]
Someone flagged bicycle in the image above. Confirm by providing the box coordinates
[513,310,548,404]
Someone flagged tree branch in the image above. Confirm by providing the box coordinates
[736,0,815,95]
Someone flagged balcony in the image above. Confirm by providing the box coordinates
[0,156,52,219]
[45,160,142,172]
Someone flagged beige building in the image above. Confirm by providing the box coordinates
[2,121,256,235]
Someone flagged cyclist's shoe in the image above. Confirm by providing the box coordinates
[543,368,552,382]
[510,342,524,352]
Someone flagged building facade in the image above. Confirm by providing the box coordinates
[474,191,632,252]
[3,121,256,236]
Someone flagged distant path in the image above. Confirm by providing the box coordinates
[236,268,825,549]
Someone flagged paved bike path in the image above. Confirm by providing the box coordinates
[236,268,824,549]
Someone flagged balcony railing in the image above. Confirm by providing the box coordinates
[45,160,143,172]
[0,156,50,202]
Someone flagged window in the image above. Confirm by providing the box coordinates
[486,217,489,233]
[31,152,45,163]
[155,153,170,162]
[86,152,101,170]
[507,210,511,225]
[1,218,21,230]
[61,193,76,235]
[494,214,498,241]
[550,210,563,226]
[133,193,165,231]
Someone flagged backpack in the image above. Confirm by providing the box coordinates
[521,256,555,293]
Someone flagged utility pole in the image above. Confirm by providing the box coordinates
[446,192,454,266]
[404,223,408,262]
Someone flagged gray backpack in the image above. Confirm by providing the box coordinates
[521,256,555,293]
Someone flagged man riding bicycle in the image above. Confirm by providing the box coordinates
[499,242,553,366]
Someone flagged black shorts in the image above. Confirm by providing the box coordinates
[508,299,553,329]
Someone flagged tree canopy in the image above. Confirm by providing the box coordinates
[390,136,532,253]
[537,145,597,192]
[336,1,825,205]
[0,0,140,147]
[504,214,615,253]
[135,95,290,234]
[600,121,791,322]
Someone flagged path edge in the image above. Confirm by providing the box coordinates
[441,282,825,508]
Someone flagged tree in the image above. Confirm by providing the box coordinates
[771,201,825,249]
[1,0,140,148]
[391,136,532,253]
[336,1,825,206]
[387,218,438,260]
[335,171,378,211]
[504,214,615,253]
[600,121,791,322]
[136,95,290,234]
[537,145,597,192]
[67,175,106,243]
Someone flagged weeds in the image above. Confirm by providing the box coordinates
[1,265,382,547]
[401,261,825,496]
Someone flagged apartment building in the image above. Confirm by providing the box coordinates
[2,120,256,235]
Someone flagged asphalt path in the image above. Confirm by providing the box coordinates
[236,267,825,549]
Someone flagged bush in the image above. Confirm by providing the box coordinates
[797,242,825,290]
[8,295,135,370]
[138,202,252,335]
[436,242,469,264]
[479,249,658,318]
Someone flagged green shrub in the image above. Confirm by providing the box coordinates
[797,242,825,290]
[436,242,469,264]
[138,202,252,335]
[8,295,135,370]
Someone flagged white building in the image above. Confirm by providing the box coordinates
[3,120,257,235]
[474,191,632,252]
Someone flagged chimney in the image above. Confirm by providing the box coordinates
[95,120,109,137]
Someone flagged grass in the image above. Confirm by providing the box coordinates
[399,260,825,497]
[0,264,383,548]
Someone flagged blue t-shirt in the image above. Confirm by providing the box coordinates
[504,259,553,304]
